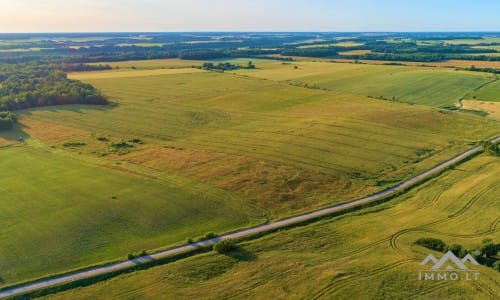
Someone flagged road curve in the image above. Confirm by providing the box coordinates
[1,136,498,299]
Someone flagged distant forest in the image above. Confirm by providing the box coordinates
[0,32,499,64]
[0,32,498,130]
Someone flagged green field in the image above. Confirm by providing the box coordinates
[1,58,499,288]
[43,155,500,299]
[232,61,493,107]
[472,80,500,102]
[0,145,263,284]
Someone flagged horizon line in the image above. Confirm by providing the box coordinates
[1,30,499,34]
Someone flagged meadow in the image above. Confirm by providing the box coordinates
[0,144,264,284]
[231,60,493,107]
[42,154,500,299]
[1,58,498,288]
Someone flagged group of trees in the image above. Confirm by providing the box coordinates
[201,61,255,71]
[415,237,499,271]
[0,111,16,130]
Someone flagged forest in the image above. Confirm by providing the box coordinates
[0,63,107,129]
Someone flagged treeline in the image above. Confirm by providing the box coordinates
[281,47,339,58]
[200,61,256,71]
[0,63,107,113]
[60,63,112,72]
[415,237,499,271]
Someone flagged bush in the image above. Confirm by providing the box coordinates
[96,136,109,142]
[128,138,144,144]
[204,232,218,239]
[414,237,447,252]
[493,261,500,272]
[214,240,237,253]
[110,141,133,149]
[62,141,86,147]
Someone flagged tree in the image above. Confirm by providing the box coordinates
[480,240,498,258]
[448,244,466,258]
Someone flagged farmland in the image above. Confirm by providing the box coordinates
[0,57,496,288]
[0,144,264,284]
[0,26,499,300]
[472,79,500,102]
[42,154,500,299]
[231,60,493,107]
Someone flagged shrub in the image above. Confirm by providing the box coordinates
[214,240,237,253]
[493,261,500,272]
[110,141,133,149]
[204,232,218,239]
[128,138,144,144]
[96,136,109,142]
[62,141,86,147]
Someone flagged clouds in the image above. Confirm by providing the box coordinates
[0,0,498,32]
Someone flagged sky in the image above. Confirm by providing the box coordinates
[0,0,499,33]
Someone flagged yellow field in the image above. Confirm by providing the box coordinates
[333,58,500,69]
[89,58,203,70]
[462,100,500,120]
[69,68,203,80]
[338,49,372,55]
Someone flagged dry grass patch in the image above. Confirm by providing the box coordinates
[19,117,89,144]
[462,100,500,120]
[119,146,373,217]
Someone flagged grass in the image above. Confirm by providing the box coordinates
[2,58,499,289]
[41,155,500,299]
[0,146,263,285]
[232,61,492,107]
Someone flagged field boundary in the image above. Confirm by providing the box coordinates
[1,135,499,299]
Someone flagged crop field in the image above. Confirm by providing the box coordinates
[333,58,500,69]
[472,80,500,102]
[43,155,500,299]
[90,59,203,70]
[1,58,499,289]
[232,61,493,107]
[0,144,263,284]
